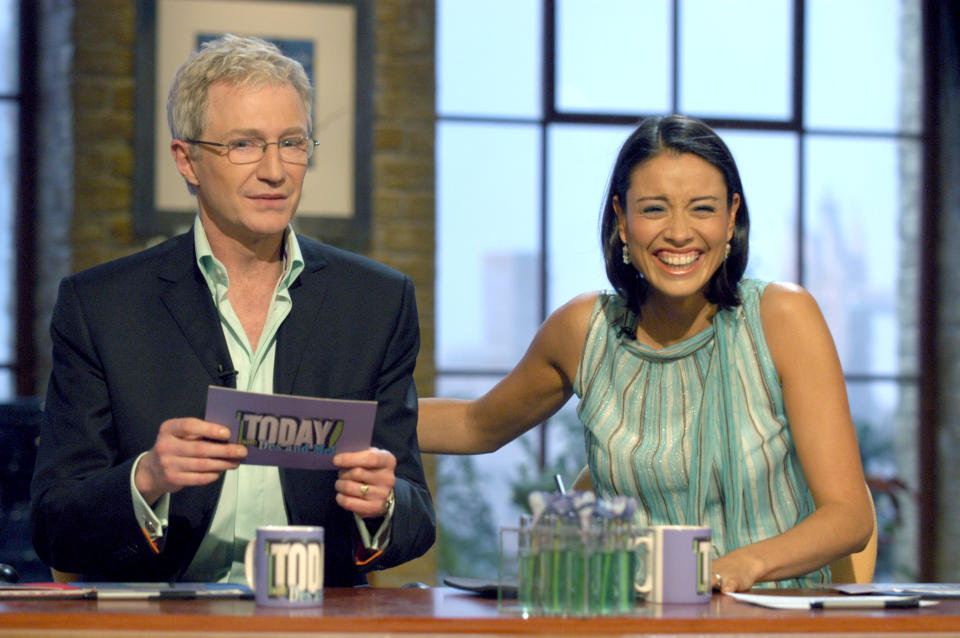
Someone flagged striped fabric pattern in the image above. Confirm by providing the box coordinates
[574,279,829,588]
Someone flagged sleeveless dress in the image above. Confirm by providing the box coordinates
[573,278,829,588]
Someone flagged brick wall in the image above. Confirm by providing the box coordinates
[72,0,138,270]
[62,0,438,584]
[367,0,437,587]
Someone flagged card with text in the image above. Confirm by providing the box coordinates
[204,386,377,469]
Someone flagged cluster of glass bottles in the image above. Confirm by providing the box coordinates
[511,490,640,617]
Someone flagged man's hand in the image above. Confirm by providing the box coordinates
[333,447,397,518]
[134,417,248,505]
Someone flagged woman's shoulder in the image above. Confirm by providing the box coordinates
[757,281,820,317]
[534,292,606,371]
[733,278,813,313]
[544,291,603,336]
[755,281,829,351]
[548,290,632,335]
[562,290,605,311]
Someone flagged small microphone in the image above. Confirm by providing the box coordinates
[217,364,238,382]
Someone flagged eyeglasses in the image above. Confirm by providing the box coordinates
[184,136,320,165]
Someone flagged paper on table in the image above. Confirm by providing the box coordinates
[827,583,960,598]
[0,584,92,599]
[727,592,938,610]
[0,582,252,600]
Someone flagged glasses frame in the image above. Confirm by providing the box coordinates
[184,136,321,165]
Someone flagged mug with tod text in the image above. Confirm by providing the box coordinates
[244,525,325,607]
[635,525,712,604]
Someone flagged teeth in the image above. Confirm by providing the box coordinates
[658,252,699,266]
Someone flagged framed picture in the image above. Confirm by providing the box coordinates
[134,0,372,249]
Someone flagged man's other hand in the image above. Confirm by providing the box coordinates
[134,417,248,505]
[333,448,397,518]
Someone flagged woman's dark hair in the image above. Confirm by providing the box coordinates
[600,114,750,316]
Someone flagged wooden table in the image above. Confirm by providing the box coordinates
[2,587,959,637]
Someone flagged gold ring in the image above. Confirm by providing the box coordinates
[714,572,722,590]
[360,484,370,498]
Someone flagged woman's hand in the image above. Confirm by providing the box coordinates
[711,548,766,592]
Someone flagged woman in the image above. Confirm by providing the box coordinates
[418,115,873,591]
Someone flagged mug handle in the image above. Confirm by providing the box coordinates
[695,537,712,594]
[633,531,655,596]
[243,539,257,590]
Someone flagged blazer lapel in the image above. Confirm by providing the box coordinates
[274,237,329,395]
[150,231,232,573]
[156,232,234,387]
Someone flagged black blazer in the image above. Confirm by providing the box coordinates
[30,230,435,586]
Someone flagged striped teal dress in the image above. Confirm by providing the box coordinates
[574,279,829,588]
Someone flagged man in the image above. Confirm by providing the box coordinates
[30,35,435,585]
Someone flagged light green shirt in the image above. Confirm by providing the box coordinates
[131,217,390,583]
[182,217,302,582]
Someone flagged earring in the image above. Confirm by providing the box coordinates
[622,244,631,265]
[724,242,731,261]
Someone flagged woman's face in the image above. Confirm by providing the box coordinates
[614,151,739,304]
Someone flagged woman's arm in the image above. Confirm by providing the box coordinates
[417,293,598,454]
[713,282,874,591]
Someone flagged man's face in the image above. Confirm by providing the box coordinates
[172,81,310,245]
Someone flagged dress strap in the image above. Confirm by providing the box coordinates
[685,305,746,547]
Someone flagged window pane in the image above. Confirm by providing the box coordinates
[547,123,632,312]
[719,129,798,283]
[0,102,15,401]
[436,122,542,371]
[805,0,921,132]
[434,374,546,580]
[803,136,920,377]
[0,371,11,399]
[556,0,671,114]
[679,0,792,120]
[846,379,914,582]
[437,0,542,118]
[0,0,18,94]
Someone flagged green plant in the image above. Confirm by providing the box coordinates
[434,410,588,581]
[435,454,500,579]
[509,412,588,512]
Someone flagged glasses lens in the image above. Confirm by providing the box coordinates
[228,139,263,164]
[224,138,315,164]
[278,137,311,164]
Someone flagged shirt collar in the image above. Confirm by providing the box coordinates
[193,215,305,293]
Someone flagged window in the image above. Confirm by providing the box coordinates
[0,0,21,399]
[435,0,922,582]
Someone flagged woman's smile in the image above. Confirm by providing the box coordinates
[615,152,739,302]
[655,249,703,273]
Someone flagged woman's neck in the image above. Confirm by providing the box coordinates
[634,292,718,350]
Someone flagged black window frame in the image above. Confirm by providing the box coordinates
[435,0,930,577]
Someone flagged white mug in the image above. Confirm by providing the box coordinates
[243,525,325,607]
[635,525,712,604]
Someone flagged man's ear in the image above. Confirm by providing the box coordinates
[171,140,201,188]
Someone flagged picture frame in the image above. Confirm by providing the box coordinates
[134,0,372,249]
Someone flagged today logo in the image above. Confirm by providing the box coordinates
[266,540,324,601]
[237,412,344,449]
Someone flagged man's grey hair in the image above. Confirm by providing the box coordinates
[167,33,314,146]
